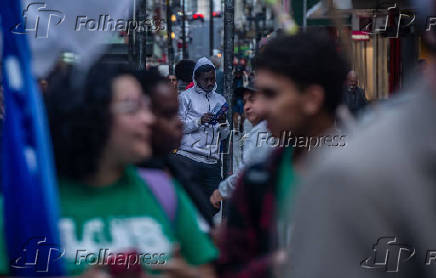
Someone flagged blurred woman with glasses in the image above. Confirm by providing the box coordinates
[0,62,218,278]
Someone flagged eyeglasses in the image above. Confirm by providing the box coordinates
[169,78,177,82]
[112,96,151,115]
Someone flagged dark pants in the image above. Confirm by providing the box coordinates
[172,154,221,214]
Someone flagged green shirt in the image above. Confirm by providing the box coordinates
[0,166,218,275]
[277,147,298,218]
[276,147,298,247]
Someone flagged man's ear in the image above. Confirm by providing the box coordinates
[301,85,325,116]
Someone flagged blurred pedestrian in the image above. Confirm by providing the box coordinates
[210,86,273,208]
[175,59,196,93]
[168,74,177,89]
[176,57,230,214]
[417,58,427,74]
[0,61,218,277]
[287,2,436,277]
[230,86,247,173]
[232,86,245,132]
[232,66,245,90]
[37,77,48,94]
[211,56,224,95]
[343,70,367,117]
[216,30,348,278]
[139,69,216,229]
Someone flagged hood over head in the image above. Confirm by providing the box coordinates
[192,57,217,93]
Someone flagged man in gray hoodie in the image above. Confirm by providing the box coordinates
[175,57,230,212]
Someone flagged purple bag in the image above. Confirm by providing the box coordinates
[137,168,177,224]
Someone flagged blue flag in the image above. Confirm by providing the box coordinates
[0,0,65,276]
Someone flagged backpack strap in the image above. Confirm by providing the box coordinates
[137,168,177,224]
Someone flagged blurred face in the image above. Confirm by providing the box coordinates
[38,79,48,94]
[347,72,358,90]
[255,69,309,138]
[196,70,216,92]
[151,82,183,155]
[168,75,177,89]
[107,75,154,164]
[243,91,263,125]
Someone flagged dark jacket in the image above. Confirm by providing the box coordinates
[343,87,367,116]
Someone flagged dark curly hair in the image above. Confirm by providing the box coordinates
[45,61,145,180]
[175,59,195,82]
[140,68,168,96]
[254,30,349,114]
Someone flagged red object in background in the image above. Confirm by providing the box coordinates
[186,82,194,89]
[192,13,204,20]
[212,11,221,17]
[177,40,188,49]
[352,31,370,41]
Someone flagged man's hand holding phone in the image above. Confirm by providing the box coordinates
[201,113,214,125]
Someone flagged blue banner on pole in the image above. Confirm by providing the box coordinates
[0,0,65,276]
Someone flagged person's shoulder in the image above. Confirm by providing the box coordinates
[179,88,191,97]
[305,95,418,193]
[179,88,195,102]
[213,92,227,103]
[252,121,269,134]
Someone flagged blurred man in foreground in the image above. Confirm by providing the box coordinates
[216,31,348,278]
[287,2,436,277]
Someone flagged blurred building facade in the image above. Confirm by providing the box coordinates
[306,0,423,100]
